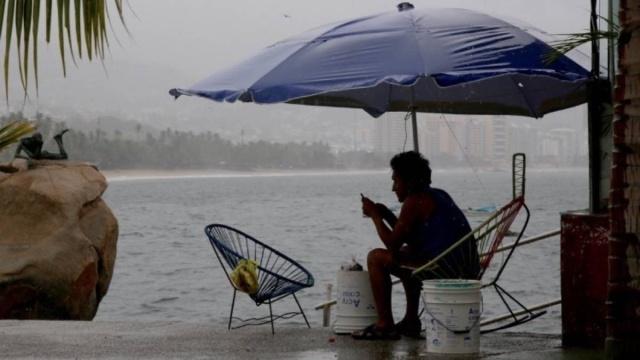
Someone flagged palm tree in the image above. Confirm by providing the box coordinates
[0,0,126,101]
[545,15,618,66]
[0,120,34,153]
[0,1,126,153]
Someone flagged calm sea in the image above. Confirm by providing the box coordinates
[96,168,589,334]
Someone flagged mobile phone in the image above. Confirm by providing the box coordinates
[360,193,368,217]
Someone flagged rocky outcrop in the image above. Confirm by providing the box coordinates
[0,161,118,319]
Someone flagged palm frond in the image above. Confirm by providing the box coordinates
[57,0,66,76]
[544,30,619,65]
[545,14,620,65]
[4,0,15,102]
[0,0,127,101]
[31,0,39,93]
[0,120,35,152]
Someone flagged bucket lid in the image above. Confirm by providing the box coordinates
[422,279,482,290]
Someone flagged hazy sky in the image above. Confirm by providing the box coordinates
[2,0,599,145]
[120,0,593,75]
[108,0,594,83]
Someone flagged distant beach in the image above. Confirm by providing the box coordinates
[103,167,587,182]
[103,168,389,182]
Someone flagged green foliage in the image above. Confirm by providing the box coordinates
[0,117,33,153]
[0,112,390,170]
[545,14,619,65]
[0,0,125,101]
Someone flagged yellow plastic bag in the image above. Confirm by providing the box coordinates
[230,259,259,294]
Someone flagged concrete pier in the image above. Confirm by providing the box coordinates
[0,321,603,359]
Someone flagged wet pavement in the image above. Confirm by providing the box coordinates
[0,321,603,359]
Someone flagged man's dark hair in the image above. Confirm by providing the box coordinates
[390,151,432,191]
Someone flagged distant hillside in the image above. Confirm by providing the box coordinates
[0,112,387,170]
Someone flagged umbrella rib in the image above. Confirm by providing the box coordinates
[406,11,428,81]
[508,76,540,118]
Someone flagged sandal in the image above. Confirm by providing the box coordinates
[395,319,425,339]
[351,324,401,340]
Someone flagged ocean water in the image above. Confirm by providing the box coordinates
[96,168,589,334]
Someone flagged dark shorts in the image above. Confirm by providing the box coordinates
[391,237,481,281]
[389,245,431,283]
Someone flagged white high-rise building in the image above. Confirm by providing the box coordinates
[490,117,508,162]
[549,128,578,164]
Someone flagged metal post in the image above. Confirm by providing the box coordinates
[588,84,604,212]
[411,109,419,152]
[322,283,332,327]
[588,0,602,213]
[586,0,612,213]
[409,87,420,152]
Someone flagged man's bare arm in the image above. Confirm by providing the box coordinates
[376,203,397,228]
[368,198,422,252]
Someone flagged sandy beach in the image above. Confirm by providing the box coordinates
[102,168,391,182]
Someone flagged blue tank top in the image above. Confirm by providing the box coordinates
[409,187,473,260]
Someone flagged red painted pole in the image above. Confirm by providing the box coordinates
[606,0,640,358]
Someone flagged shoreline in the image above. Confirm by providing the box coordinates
[103,168,389,182]
[103,166,588,182]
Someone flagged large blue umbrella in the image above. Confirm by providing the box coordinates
[170,3,590,151]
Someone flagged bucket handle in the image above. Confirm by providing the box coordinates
[424,295,483,335]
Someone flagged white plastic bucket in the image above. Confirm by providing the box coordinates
[422,279,482,355]
[332,270,378,334]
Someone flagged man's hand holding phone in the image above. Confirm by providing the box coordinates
[361,193,376,218]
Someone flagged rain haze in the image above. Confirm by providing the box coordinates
[0,0,603,341]
[3,0,595,160]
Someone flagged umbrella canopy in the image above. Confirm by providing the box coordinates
[171,4,589,117]
[170,3,590,150]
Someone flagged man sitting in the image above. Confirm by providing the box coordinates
[354,151,479,340]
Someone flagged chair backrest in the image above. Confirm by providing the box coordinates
[412,195,527,282]
[205,224,314,304]
[512,153,526,199]
[474,196,525,279]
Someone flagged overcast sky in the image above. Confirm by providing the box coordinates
[2,0,600,145]
[110,0,595,82]
[121,0,594,75]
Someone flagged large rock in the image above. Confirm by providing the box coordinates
[0,161,118,319]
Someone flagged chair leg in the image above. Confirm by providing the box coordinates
[268,300,275,335]
[481,283,547,334]
[494,284,517,318]
[293,293,311,329]
[494,284,546,324]
[228,289,237,330]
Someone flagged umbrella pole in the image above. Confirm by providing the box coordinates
[410,87,420,152]
[411,108,419,152]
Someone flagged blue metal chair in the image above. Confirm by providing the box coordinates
[205,224,314,334]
